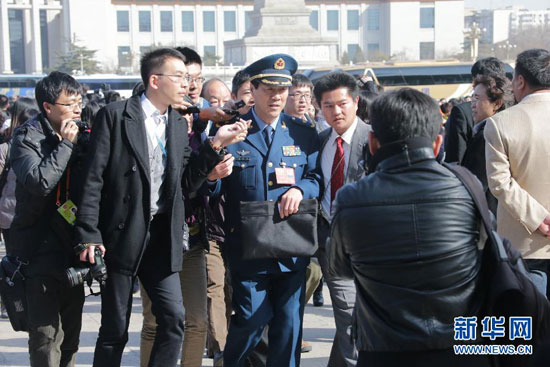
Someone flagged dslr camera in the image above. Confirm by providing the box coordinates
[65,247,107,288]
[74,120,90,134]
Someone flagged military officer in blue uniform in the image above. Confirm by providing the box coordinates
[222,54,321,366]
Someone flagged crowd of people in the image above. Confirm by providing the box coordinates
[0,46,549,367]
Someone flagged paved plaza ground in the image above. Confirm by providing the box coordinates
[0,242,335,367]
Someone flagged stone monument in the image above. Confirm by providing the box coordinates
[224,0,338,67]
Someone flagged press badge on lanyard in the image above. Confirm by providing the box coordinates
[56,167,77,225]
[156,136,167,157]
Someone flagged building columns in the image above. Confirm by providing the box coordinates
[0,0,12,73]
[31,0,43,74]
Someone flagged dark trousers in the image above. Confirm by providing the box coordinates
[2,228,10,243]
[525,259,550,298]
[525,259,550,367]
[317,217,358,367]
[93,215,185,367]
[25,274,84,367]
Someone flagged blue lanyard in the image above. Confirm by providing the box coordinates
[156,135,167,157]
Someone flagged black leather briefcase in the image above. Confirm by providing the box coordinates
[239,199,318,260]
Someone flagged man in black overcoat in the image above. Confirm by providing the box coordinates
[444,57,507,163]
[74,48,248,367]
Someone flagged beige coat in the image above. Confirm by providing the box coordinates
[484,93,550,259]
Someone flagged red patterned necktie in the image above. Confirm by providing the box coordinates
[331,136,345,205]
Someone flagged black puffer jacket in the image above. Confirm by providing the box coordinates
[329,137,482,352]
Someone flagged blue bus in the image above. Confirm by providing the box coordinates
[302,61,514,99]
[0,74,142,98]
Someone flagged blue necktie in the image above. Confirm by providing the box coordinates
[263,125,273,147]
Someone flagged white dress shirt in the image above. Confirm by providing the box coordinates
[320,118,358,218]
[141,94,168,153]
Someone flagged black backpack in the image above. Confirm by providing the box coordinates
[445,163,550,342]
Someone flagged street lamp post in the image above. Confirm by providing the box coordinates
[464,22,486,61]
[498,40,517,61]
[79,53,84,75]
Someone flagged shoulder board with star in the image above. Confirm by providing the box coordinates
[287,115,316,129]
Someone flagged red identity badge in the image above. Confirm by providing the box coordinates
[275,167,296,185]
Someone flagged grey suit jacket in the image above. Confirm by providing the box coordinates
[318,119,371,222]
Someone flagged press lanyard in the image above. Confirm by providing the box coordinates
[56,167,70,207]
[156,135,167,157]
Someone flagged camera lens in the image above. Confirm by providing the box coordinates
[64,267,90,288]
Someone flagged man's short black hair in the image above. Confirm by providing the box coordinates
[291,74,313,91]
[471,57,507,78]
[514,48,550,89]
[132,81,145,96]
[35,71,82,115]
[0,94,8,109]
[313,72,359,104]
[370,88,441,146]
[175,47,202,67]
[140,48,186,89]
[232,70,250,96]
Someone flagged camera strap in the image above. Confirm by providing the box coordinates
[85,278,101,297]
[5,257,28,286]
[56,167,71,207]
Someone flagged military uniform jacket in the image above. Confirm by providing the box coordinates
[223,110,321,274]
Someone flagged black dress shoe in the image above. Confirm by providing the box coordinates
[313,292,324,307]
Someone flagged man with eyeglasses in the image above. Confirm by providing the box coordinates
[74,48,249,367]
[9,71,87,367]
[174,47,233,366]
[175,47,235,137]
[284,74,315,125]
[176,47,207,107]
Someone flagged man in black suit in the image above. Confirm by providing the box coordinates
[315,72,371,367]
[74,48,248,367]
[444,57,507,163]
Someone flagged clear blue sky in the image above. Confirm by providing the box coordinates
[465,0,549,10]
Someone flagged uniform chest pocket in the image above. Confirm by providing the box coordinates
[281,154,308,177]
[234,157,257,190]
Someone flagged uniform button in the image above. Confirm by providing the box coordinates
[267,162,273,167]
[118,223,125,230]
[132,165,137,172]
[268,181,273,187]
[240,164,245,168]
[292,163,297,168]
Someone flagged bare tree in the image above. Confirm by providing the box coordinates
[509,24,550,54]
